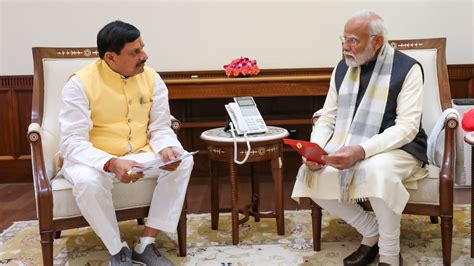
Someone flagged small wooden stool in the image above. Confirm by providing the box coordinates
[200,126,289,245]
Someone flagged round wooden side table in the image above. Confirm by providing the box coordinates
[200,126,289,245]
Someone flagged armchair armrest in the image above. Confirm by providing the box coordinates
[439,116,458,215]
[28,122,41,137]
[27,122,54,227]
[170,115,182,133]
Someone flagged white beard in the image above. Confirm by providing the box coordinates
[344,43,376,67]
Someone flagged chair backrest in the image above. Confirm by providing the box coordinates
[389,38,451,137]
[32,47,99,179]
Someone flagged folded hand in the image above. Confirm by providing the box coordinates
[159,147,182,171]
[109,158,144,183]
[321,145,365,170]
[302,156,325,171]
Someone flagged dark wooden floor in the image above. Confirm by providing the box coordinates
[1,176,470,233]
[0,175,312,233]
[0,182,37,232]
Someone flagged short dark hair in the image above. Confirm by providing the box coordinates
[97,20,140,59]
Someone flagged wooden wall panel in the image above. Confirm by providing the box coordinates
[0,76,33,183]
[0,88,15,157]
[16,89,33,157]
[0,65,473,183]
[448,64,474,99]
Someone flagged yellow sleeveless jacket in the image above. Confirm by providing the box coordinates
[75,59,156,156]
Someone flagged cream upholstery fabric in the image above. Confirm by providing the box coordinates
[51,175,158,219]
[41,58,96,179]
[400,48,449,205]
[407,165,440,204]
[401,49,442,135]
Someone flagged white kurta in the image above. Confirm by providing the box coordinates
[292,64,428,214]
[59,73,192,255]
[60,73,183,170]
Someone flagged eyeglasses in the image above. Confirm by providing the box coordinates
[339,34,378,45]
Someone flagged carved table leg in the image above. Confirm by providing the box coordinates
[251,163,260,222]
[271,157,284,235]
[230,160,239,245]
[210,160,219,230]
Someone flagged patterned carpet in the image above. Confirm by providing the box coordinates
[0,205,472,265]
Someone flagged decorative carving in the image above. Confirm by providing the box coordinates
[28,132,39,143]
[447,119,458,129]
[171,119,181,131]
[266,145,279,153]
[56,49,98,57]
[241,149,259,156]
[208,146,225,155]
[390,41,424,49]
[235,145,279,157]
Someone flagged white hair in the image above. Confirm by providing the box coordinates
[349,10,388,40]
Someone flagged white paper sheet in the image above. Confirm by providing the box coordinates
[131,150,198,174]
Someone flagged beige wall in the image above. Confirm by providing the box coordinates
[1,0,472,75]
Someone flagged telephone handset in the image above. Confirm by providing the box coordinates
[225,96,268,135]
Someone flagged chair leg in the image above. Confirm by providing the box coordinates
[440,215,453,265]
[310,199,322,251]
[54,230,61,239]
[430,216,438,224]
[137,218,145,225]
[40,230,54,266]
[177,196,187,257]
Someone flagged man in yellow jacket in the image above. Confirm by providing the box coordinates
[59,20,193,266]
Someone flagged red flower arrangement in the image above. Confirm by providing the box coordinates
[224,57,260,77]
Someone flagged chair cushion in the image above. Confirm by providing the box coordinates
[51,175,157,219]
[407,165,440,204]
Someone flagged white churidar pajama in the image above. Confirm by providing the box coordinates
[312,197,400,256]
[62,151,193,256]
[299,148,424,256]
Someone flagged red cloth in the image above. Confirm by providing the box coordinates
[461,109,474,131]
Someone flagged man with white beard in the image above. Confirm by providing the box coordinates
[291,10,428,266]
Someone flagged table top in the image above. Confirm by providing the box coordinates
[200,126,289,143]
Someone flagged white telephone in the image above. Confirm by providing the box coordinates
[225,96,268,135]
[224,96,267,165]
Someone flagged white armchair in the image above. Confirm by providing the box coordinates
[28,47,186,265]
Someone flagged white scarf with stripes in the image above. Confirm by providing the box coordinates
[303,43,395,202]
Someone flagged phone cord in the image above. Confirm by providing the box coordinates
[229,122,251,165]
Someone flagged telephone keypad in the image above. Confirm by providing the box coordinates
[241,108,260,117]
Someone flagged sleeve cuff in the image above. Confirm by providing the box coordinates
[150,137,183,154]
[359,141,376,159]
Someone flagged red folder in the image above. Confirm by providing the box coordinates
[283,138,327,164]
